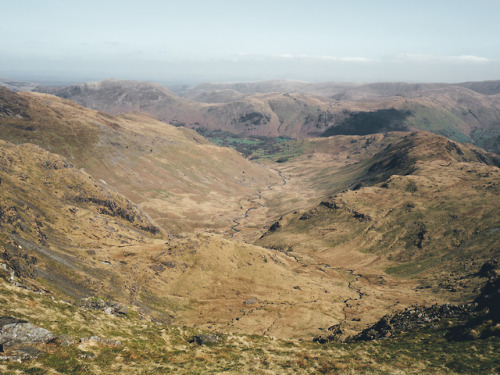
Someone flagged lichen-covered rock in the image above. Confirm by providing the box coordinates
[190,334,220,346]
[0,317,56,351]
[77,298,129,317]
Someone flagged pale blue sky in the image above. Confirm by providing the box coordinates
[1,0,499,84]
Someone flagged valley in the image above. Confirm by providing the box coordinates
[0,81,499,373]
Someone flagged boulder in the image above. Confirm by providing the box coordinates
[190,334,220,346]
[50,334,75,347]
[0,317,56,351]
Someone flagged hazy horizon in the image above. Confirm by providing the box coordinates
[1,0,500,85]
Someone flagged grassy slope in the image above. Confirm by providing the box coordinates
[1,277,498,374]
[0,88,278,233]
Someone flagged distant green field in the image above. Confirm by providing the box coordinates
[195,127,299,160]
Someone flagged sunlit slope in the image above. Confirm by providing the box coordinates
[0,88,278,233]
[0,140,161,298]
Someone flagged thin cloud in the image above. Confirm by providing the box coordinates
[391,53,492,63]
[235,53,379,63]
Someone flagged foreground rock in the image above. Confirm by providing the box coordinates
[314,275,500,344]
[349,304,475,342]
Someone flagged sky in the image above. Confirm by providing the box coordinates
[1,0,499,85]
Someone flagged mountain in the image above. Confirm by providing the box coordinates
[35,79,500,154]
[0,87,277,233]
[178,79,500,100]
[0,77,38,92]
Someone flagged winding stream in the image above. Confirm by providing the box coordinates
[230,167,287,237]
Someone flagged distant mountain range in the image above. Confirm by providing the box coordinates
[32,79,500,154]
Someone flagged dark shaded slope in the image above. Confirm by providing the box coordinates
[322,109,412,137]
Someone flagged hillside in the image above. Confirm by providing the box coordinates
[0,87,278,233]
[257,132,500,309]
[35,79,500,153]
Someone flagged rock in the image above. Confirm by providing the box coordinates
[116,305,129,316]
[320,201,340,209]
[80,351,97,359]
[268,221,281,232]
[313,324,343,343]
[243,297,257,305]
[50,334,75,347]
[78,298,129,317]
[190,334,220,346]
[104,307,114,315]
[0,346,45,362]
[0,317,56,350]
[12,346,44,359]
[340,301,479,343]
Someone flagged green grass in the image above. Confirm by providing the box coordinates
[194,127,301,160]
[385,258,439,277]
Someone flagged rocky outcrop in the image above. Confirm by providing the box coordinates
[349,304,475,342]
[72,195,160,235]
[76,297,129,317]
[0,315,124,362]
[314,275,500,344]
[313,324,343,344]
[446,275,500,341]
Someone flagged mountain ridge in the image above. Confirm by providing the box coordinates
[34,79,500,154]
